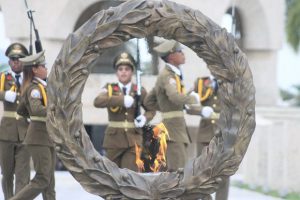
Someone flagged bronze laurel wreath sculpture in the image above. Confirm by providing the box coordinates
[47,0,256,199]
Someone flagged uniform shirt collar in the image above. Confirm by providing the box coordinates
[34,77,47,87]
[10,71,23,85]
[166,63,182,76]
[118,82,132,95]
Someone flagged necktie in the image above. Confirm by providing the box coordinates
[122,87,127,95]
[179,71,183,80]
[15,74,21,88]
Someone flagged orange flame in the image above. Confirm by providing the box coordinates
[135,142,145,172]
[135,123,169,173]
[150,123,168,172]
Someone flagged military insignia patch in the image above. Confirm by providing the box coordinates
[31,89,41,99]
[169,78,176,85]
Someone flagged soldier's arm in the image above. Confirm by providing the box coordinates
[0,73,4,100]
[0,74,8,101]
[141,87,156,122]
[144,88,160,111]
[94,85,124,108]
[17,95,29,117]
[0,91,5,101]
[28,87,46,117]
[163,75,197,106]
[185,104,203,115]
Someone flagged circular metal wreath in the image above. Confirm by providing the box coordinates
[47,0,256,199]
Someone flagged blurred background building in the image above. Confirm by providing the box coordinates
[0,0,299,198]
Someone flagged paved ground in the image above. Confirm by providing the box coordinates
[0,171,284,200]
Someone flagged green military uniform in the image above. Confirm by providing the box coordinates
[94,52,155,172]
[194,76,229,200]
[0,43,30,200]
[10,51,56,200]
[145,40,197,171]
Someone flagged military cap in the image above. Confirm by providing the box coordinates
[153,40,182,57]
[19,50,46,67]
[113,52,136,70]
[5,43,29,58]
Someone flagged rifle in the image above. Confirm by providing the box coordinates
[24,0,43,54]
[135,39,142,118]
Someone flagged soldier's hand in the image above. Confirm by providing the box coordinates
[124,95,134,108]
[4,90,17,103]
[134,115,146,128]
[189,91,200,104]
[201,106,214,118]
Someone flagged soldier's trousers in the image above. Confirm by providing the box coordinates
[0,141,30,200]
[197,142,230,200]
[166,141,187,172]
[106,146,138,172]
[10,145,56,200]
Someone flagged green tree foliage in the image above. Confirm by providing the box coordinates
[280,84,300,106]
[286,0,300,52]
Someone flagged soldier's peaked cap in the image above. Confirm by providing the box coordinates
[5,43,29,58]
[153,40,182,57]
[19,50,46,67]
[113,52,136,70]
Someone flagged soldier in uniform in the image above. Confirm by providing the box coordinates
[0,43,30,200]
[193,76,230,200]
[10,51,56,200]
[94,52,155,172]
[144,40,201,171]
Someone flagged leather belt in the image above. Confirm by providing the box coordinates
[2,111,24,120]
[108,121,135,129]
[161,111,184,119]
[30,116,46,122]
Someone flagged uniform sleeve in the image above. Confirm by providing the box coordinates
[141,87,156,122]
[0,74,7,101]
[185,104,203,116]
[163,75,197,106]
[0,91,5,101]
[93,84,124,108]
[17,95,29,117]
[144,88,160,111]
[27,87,46,117]
[193,78,199,93]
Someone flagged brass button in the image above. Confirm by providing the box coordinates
[125,112,128,116]
[211,120,215,124]
[214,96,217,100]
[16,100,19,104]
[213,104,216,108]
[125,128,128,132]
[17,92,20,96]
[16,115,19,120]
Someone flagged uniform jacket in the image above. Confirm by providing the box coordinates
[0,72,28,142]
[94,83,155,149]
[17,78,53,147]
[144,65,197,143]
[194,77,221,142]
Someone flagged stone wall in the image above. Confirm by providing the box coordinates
[237,107,300,194]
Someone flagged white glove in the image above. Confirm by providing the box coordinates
[134,115,146,128]
[189,91,200,104]
[124,95,134,108]
[201,106,214,118]
[5,91,17,103]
